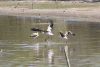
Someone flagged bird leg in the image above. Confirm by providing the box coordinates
[63,40,65,44]
[63,40,67,44]
[66,41,67,44]
[45,36,49,41]
[33,38,35,41]
[50,36,52,42]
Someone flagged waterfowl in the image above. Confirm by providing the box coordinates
[30,32,39,41]
[58,31,75,43]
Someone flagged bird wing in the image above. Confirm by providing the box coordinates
[69,31,75,36]
[47,20,53,32]
[30,35,37,37]
[50,23,53,31]
[31,28,41,31]
[30,33,38,37]
[65,31,75,36]
[60,32,65,37]
[47,25,52,32]
[65,31,69,36]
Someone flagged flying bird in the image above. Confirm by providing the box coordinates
[30,32,39,41]
[47,20,53,31]
[30,28,42,41]
[42,20,54,41]
[58,31,75,43]
[30,20,54,41]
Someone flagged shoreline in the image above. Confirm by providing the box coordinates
[0,7,100,22]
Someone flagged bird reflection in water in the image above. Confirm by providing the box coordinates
[48,49,54,64]
[46,40,52,48]
[60,45,75,56]
[0,49,2,56]
[60,45,65,53]
[30,43,39,55]
[43,43,54,66]
[60,45,71,67]
[46,40,54,65]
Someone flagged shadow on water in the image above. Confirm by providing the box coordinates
[0,15,100,67]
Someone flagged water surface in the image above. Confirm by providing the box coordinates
[0,15,100,67]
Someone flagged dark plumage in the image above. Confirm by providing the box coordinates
[47,20,54,31]
[31,28,42,32]
[50,20,53,31]
[58,31,75,43]
[66,31,75,36]
[59,32,65,37]
[31,20,54,41]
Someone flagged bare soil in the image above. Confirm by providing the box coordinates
[0,7,100,21]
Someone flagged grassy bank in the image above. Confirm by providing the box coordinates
[0,1,100,9]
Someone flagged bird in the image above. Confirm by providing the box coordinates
[42,30,53,41]
[31,20,54,41]
[30,28,41,41]
[58,31,75,43]
[47,20,53,31]
[30,32,39,41]
[42,20,54,41]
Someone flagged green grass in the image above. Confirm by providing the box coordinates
[0,1,100,9]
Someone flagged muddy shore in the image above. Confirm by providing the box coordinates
[0,7,100,22]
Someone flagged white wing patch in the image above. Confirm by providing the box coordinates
[47,25,52,32]
[65,31,69,36]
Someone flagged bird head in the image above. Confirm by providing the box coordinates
[57,31,62,34]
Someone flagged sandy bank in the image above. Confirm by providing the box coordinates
[0,7,100,21]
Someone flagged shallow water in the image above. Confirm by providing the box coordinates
[0,15,100,67]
